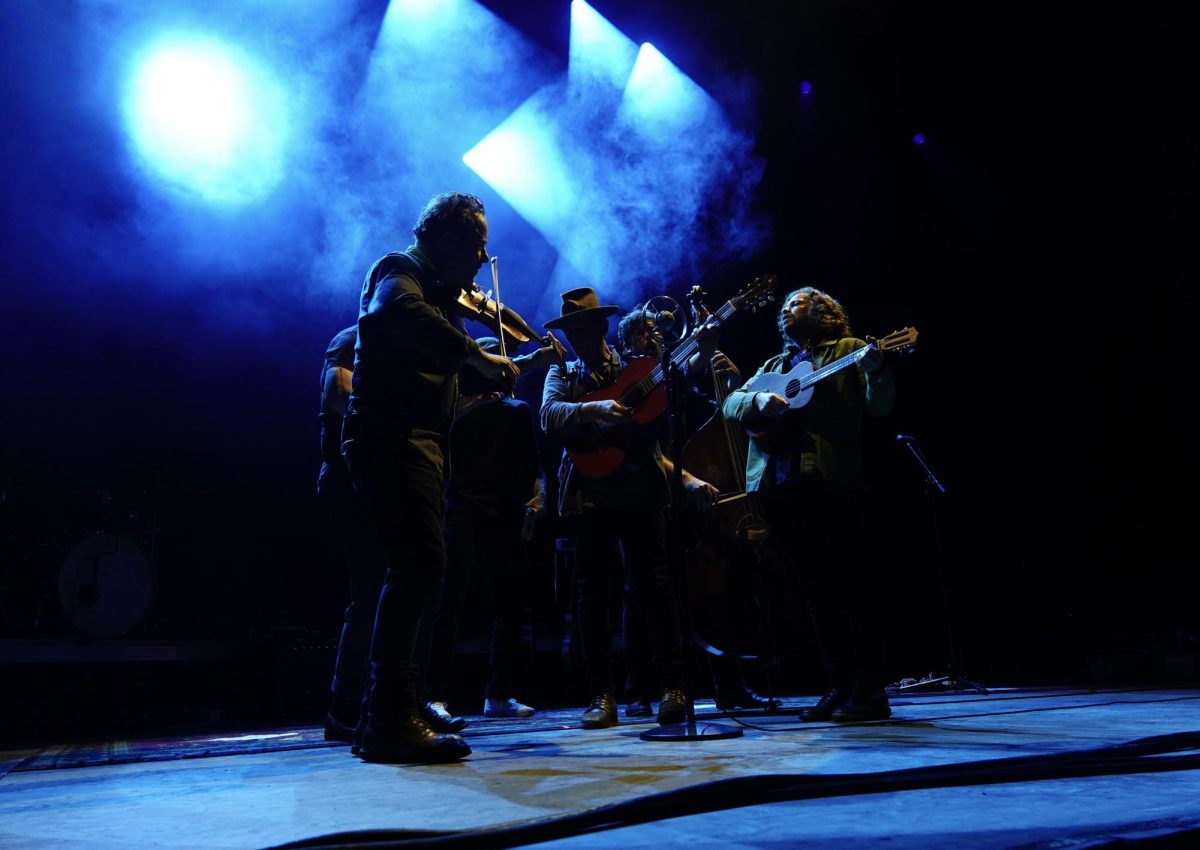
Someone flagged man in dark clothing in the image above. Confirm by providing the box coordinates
[423,335,563,722]
[722,286,896,722]
[341,192,518,763]
[317,325,388,742]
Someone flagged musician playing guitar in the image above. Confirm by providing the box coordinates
[722,286,898,723]
[540,287,717,730]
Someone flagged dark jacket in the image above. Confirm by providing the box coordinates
[345,247,481,438]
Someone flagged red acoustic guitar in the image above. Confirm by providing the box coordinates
[565,274,777,479]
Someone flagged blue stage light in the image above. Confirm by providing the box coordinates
[913,133,926,145]
[569,0,638,93]
[800,80,813,95]
[123,37,287,204]
[619,43,712,133]
[462,90,577,238]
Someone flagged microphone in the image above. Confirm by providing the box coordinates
[896,434,915,443]
[651,310,675,332]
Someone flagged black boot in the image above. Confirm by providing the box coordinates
[798,687,847,722]
[715,680,781,712]
[356,713,470,763]
[324,691,361,743]
[423,701,468,733]
[355,666,470,763]
[580,693,618,729]
[657,688,687,725]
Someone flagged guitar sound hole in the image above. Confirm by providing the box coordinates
[786,380,801,397]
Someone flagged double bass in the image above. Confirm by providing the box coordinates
[680,287,786,667]
[681,287,769,543]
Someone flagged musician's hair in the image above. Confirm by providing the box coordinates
[617,304,648,354]
[778,286,853,340]
[413,193,486,242]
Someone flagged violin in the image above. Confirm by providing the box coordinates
[453,282,542,348]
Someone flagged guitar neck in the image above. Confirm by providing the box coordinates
[623,300,737,404]
[796,346,870,391]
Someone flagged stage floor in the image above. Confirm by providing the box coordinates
[2,687,1198,849]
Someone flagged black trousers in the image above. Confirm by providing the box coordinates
[764,479,887,697]
[424,506,527,705]
[324,482,387,704]
[344,430,446,720]
[573,505,685,697]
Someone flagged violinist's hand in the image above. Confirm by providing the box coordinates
[754,391,788,419]
[579,399,631,424]
[711,351,742,391]
[683,470,720,509]
[468,348,520,390]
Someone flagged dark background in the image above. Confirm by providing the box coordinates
[1,0,1195,737]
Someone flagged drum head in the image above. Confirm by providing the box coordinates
[57,534,153,637]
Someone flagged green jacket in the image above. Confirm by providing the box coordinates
[722,337,895,492]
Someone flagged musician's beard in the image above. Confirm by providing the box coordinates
[780,312,820,342]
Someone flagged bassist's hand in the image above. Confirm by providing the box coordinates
[754,391,788,419]
[711,351,741,391]
[683,472,720,509]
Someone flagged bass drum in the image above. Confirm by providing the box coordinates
[57,534,154,637]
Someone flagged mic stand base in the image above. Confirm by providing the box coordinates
[640,719,743,742]
[891,670,989,695]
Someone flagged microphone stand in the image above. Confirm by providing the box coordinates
[641,321,742,741]
[893,434,987,695]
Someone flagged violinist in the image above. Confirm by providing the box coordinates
[722,286,896,722]
[341,192,518,764]
[540,287,715,730]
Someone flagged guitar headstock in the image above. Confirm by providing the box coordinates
[871,327,919,353]
[730,273,778,312]
[686,285,711,324]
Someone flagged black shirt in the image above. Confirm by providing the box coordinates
[446,397,540,518]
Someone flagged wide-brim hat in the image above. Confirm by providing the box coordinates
[544,286,620,329]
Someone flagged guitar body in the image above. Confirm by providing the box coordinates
[564,358,665,479]
[743,361,816,411]
[561,273,780,480]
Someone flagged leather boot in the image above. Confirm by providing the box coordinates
[355,664,470,763]
[580,694,618,729]
[715,680,781,712]
[356,714,470,763]
[324,691,361,743]
[424,701,468,732]
[657,688,687,725]
[799,687,847,722]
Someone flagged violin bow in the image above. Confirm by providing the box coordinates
[488,256,515,396]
